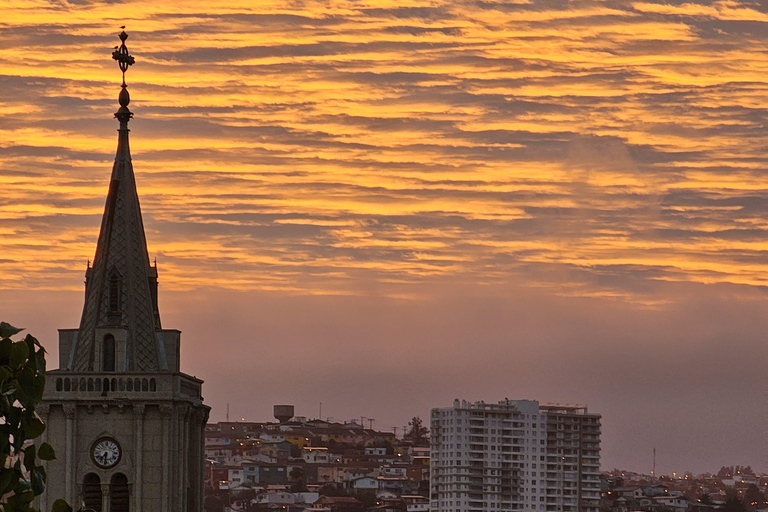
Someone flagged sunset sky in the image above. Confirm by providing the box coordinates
[1,0,767,474]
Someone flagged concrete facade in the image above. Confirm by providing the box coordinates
[430,399,601,512]
[39,373,208,511]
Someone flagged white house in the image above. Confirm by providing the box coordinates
[349,476,379,491]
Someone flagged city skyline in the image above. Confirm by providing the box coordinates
[1,0,766,476]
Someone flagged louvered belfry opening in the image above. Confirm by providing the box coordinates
[110,473,129,512]
[102,334,116,371]
[82,473,102,512]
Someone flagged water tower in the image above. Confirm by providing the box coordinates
[274,404,295,423]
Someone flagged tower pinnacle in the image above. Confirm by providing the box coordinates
[68,31,167,372]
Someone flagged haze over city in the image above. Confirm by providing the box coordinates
[1,0,766,478]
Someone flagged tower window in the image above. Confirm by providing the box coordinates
[83,473,103,512]
[103,334,116,372]
[110,473,129,512]
[108,273,120,312]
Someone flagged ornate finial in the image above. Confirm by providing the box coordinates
[112,28,135,123]
[112,29,135,85]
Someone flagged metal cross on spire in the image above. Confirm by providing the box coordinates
[112,28,135,86]
[112,28,136,124]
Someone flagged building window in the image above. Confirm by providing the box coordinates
[102,334,116,372]
[110,473,129,512]
[83,473,102,511]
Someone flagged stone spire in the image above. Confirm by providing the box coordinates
[71,30,166,372]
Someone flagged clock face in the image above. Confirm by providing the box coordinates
[91,437,121,469]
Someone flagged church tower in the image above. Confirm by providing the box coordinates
[39,31,210,512]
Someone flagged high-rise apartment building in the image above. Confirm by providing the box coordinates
[430,399,601,512]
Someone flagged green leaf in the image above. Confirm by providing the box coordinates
[14,476,30,494]
[51,498,74,512]
[0,337,11,361]
[5,489,34,508]
[24,338,37,372]
[30,466,45,496]
[9,341,29,369]
[33,374,45,400]
[23,334,41,349]
[38,443,55,461]
[23,445,35,472]
[22,416,45,440]
[34,348,46,373]
[0,322,23,339]
[0,467,15,495]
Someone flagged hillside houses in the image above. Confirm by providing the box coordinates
[602,468,768,512]
[205,414,429,511]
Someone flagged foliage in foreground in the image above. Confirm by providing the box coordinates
[0,322,77,512]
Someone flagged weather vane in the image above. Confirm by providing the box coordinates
[111,27,135,87]
[112,27,135,123]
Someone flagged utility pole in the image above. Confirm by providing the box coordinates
[319,402,322,421]
[226,403,230,422]
[368,418,375,429]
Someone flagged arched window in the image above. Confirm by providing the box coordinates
[110,473,129,512]
[108,273,120,313]
[102,334,115,372]
[83,473,102,512]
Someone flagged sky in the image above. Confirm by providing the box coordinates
[1,0,767,475]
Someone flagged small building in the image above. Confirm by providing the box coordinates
[304,446,331,464]
[349,476,378,491]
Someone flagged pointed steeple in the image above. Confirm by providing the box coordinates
[70,31,166,372]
